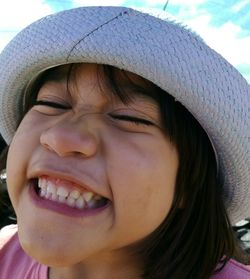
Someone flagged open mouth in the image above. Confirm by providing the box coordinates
[31,176,109,212]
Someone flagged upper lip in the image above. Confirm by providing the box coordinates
[27,161,110,200]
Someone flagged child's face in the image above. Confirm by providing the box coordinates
[7,64,179,266]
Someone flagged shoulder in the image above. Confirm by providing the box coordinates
[0,225,48,279]
[211,259,250,279]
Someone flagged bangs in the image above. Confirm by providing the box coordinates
[22,63,164,112]
[99,64,163,106]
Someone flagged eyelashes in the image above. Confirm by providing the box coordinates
[34,100,155,127]
[34,100,70,109]
[108,113,154,126]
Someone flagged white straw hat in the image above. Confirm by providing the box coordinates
[0,6,249,223]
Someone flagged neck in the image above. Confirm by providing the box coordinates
[49,251,143,279]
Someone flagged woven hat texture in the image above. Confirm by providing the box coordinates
[0,6,249,223]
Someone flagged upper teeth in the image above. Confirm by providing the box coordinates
[38,177,103,209]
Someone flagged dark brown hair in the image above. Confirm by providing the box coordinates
[1,63,248,278]
[0,138,15,228]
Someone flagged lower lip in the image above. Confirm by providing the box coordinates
[29,182,110,218]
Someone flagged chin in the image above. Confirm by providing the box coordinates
[22,240,81,267]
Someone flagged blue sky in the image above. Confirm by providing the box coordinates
[0,0,249,82]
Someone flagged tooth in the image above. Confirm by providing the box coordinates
[40,189,46,197]
[47,181,56,194]
[41,178,47,190]
[83,192,94,202]
[66,197,76,207]
[45,192,51,199]
[86,199,97,209]
[58,196,66,203]
[38,179,42,188]
[69,189,80,199]
[50,193,58,201]
[75,196,85,209]
[38,178,45,190]
[57,186,69,198]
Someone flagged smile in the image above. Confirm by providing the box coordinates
[30,175,110,216]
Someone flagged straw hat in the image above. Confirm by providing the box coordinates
[0,6,249,223]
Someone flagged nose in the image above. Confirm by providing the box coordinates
[40,116,100,157]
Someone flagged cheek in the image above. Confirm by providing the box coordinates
[6,114,41,206]
[105,133,178,238]
[7,111,45,167]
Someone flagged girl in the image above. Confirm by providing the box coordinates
[0,6,249,279]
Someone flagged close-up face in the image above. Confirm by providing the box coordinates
[6,63,179,267]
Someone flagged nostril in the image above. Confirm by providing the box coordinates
[72,150,90,158]
[41,142,53,152]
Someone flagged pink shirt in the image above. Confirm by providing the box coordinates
[0,225,48,279]
[211,258,250,279]
[0,225,250,278]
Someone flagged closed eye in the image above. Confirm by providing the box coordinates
[108,113,154,126]
[34,100,70,109]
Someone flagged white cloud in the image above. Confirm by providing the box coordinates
[167,5,250,82]
[243,71,250,82]
[232,0,249,12]
[144,0,206,9]
[0,0,52,30]
[166,0,205,4]
[144,0,167,5]
[0,33,15,52]
[0,0,53,51]
[178,14,250,67]
[146,0,205,4]
[72,0,125,7]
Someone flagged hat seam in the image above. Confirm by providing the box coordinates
[66,9,131,62]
